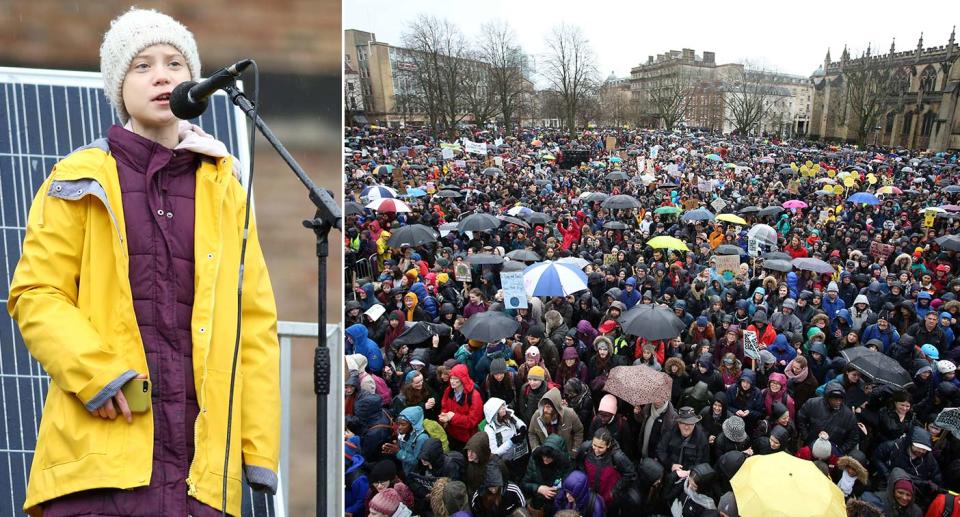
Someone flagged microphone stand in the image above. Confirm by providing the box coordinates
[223,84,341,517]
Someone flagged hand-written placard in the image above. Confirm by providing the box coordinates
[869,241,895,263]
[501,271,527,309]
[743,329,760,360]
[454,262,472,282]
[714,254,740,276]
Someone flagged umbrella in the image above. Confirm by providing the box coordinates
[523,261,589,297]
[782,199,808,209]
[757,206,784,217]
[944,185,960,194]
[876,185,902,195]
[646,236,690,251]
[841,347,913,388]
[482,167,503,176]
[935,235,960,252]
[846,192,880,205]
[791,257,835,274]
[705,153,722,161]
[582,192,609,203]
[654,206,682,215]
[502,260,527,272]
[392,321,451,347]
[747,224,778,246]
[681,208,715,222]
[608,156,623,163]
[523,212,552,225]
[540,153,556,161]
[738,206,760,214]
[404,187,428,198]
[458,213,501,232]
[466,253,504,265]
[461,310,520,342]
[344,201,366,216]
[604,171,630,181]
[762,251,792,261]
[366,198,411,213]
[716,213,748,225]
[507,206,533,216]
[386,224,438,247]
[732,452,846,517]
[714,244,743,256]
[556,256,590,270]
[360,184,398,200]
[497,215,530,228]
[942,205,960,212]
[372,164,394,176]
[619,304,687,340]
[762,259,793,272]
[603,365,673,407]
[602,195,642,210]
[505,249,541,262]
[759,156,776,164]
[434,189,462,198]
[438,222,461,237]
[603,221,629,230]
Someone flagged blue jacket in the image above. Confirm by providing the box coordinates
[410,282,439,319]
[345,436,369,516]
[786,273,799,300]
[767,334,797,365]
[397,406,431,475]
[621,277,641,309]
[915,292,933,321]
[821,294,846,321]
[861,323,901,353]
[346,323,384,374]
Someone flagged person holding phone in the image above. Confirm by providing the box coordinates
[8,8,280,516]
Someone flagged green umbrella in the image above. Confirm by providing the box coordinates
[654,206,682,215]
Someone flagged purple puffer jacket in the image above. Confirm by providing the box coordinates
[43,126,220,517]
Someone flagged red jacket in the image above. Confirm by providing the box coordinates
[440,364,484,443]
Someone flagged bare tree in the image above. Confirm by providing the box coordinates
[478,20,525,130]
[643,70,693,131]
[724,66,782,135]
[541,24,598,134]
[402,16,470,137]
[843,64,899,146]
[461,57,498,127]
[598,80,631,127]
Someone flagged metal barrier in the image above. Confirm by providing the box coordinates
[277,321,342,517]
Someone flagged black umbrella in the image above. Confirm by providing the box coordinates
[502,260,527,272]
[762,259,793,272]
[936,235,960,252]
[944,185,960,194]
[483,167,503,176]
[714,244,743,256]
[618,304,686,340]
[791,257,835,274]
[523,212,552,225]
[386,224,438,247]
[605,171,630,181]
[344,201,366,216]
[466,253,504,265]
[602,194,642,210]
[841,346,913,388]
[458,213,501,232]
[434,189,463,198]
[738,206,760,214]
[497,215,530,228]
[762,251,793,261]
[392,321,452,347]
[583,192,609,203]
[461,310,520,342]
[758,206,784,217]
[506,249,541,262]
[603,221,629,230]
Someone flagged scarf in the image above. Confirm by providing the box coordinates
[837,470,856,496]
[123,120,241,179]
[642,402,668,458]
[784,361,809,383]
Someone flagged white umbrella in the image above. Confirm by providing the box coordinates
[556,256,590,270]
[747,224,778,246]
[523,261,589,297]
[365,198,411,213]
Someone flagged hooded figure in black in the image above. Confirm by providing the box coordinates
[874,427,942,503]
[464,431,509,496]
[797,382,860,455]
[409,438,466,500]
[698,391,730,447]
[470,460,526,517]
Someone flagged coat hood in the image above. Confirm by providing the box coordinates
[410,282,429,300]
[449,363,475,392]
[465,431,491,465]
[539,387,565,416]
[346,323,370,343]
[561,470,591,508]
[482,397,513,426]
[399,405,425,434]
[420,438,446,468]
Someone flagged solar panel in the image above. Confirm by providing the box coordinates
[0,67,278,517]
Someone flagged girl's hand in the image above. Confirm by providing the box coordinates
[89,373,148,423]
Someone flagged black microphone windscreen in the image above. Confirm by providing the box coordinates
[170,81,209,120]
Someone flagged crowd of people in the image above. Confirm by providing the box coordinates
[343,123,960,517]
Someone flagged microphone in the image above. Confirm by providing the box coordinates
[170,59,253,119]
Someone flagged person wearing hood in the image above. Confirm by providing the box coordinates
[805,338,832,385]
[713,324,745,367]
[576,427,641,515]
[529,387,585,458]
[769,299,803,342]
[408,438,466,501]
[469,460,526,517]
[440,364,485,451]
[915,291,934,321]
[390,406,431,476]
[556,343,590,387]
[698,391,730,448]
[403,290,431,322]
[725,369,764,430]
[762,372,796,421]
[620,276,642,309]
[345,436,369,517]
[767,332,797,368]
[546,309,571,354]
[839,271,860,309]
[797,381,860,455]
[346,369,394,462]
[573,293,603,330]
[861,468,923,517]
[482,397,529,478]
[464,431,509,496]
[833,449,869,500]
[382,309,408,353]
[849,294,875,333]
[347,322,385,375]
[523,434,574,513]
[690,353,725,395]
[553,470,605,517]
[747,286,767,317]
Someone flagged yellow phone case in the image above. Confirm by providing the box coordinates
[121,378,152,413]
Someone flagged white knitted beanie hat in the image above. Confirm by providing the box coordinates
[99,8,201,123]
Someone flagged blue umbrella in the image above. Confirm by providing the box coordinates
[705,154,722,162]
[523,261,589,297]
[681,208,716,222]
[404,187,428,198]
[846,192,880,206]
[360,185,398,200]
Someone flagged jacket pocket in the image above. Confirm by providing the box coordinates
[39,389,108,469]
[203,369,244,480]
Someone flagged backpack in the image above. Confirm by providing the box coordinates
[422,418,449,453]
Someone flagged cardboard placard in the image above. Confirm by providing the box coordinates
[441,148,455,160]
[464,139,488,155]
[924,209,937,228]
[711,198,728,213]
[787,181,800,194]
[500,271,527,309]
[714,254,740,276]
[454,262,472,283]
[869,241,895,262]
[603,253,618,265]
[748,238,759,257]
[605,136,617,151]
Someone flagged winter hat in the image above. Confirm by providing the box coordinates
[599,320,618,333]
[598,394,618,415]
[894,478,914,494]
[528,365,545,381]
[770,402,789,421]
[722,415,748,443]
[370,488,402,515]
[759,349,776,367]
[369,460,397,483]
[827,282,839,293]
[562,346,579,360]
[718,491,738,517]
[696,315,708,327]
[812,431,833,460]
[526,345,541,359]
[490,357,507,375]
[100,8,202,124]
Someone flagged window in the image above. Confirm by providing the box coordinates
[920,67,938,93]
[921,111,937,136]
[885,112,895,133]
[902,112,913,136]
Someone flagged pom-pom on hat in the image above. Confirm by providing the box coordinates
[100,8,201,123]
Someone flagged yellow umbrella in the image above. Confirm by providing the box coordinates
[646,236,689,251]
[716,213,748,225]
[731,452,845,517]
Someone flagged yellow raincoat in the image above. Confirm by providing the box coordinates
[8,144,280,516]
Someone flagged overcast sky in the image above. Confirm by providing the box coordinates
[344,0,957,81]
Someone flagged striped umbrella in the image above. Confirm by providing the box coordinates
[361,185,398,200]
[523,261,589,297]
[365,198,411,213]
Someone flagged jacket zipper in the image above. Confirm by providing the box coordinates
[186,178,227,500]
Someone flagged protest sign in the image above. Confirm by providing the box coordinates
[464,140,488,155]
[603,253,618,266]
[711,198,728,213]
[869,241,895,262]
[605,136,617,151]
[743,330,760,361]
[748,238,759,257]
[454,262,472,283]
[441,148,454,160]
[714,254,740,276]
[924,209,937,228]
[501,271,527,309]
